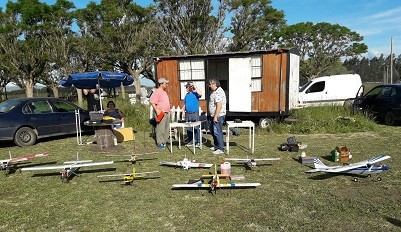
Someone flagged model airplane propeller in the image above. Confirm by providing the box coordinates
[107,152,159,164]
[224,156,280,169]
[172,164,261,194]
[21,153,113,182]
[305,155,391,182]
[97,168,159,185]
[160,157,213,170]
[1,151,49,175]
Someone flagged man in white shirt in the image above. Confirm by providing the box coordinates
[208,78,226,155]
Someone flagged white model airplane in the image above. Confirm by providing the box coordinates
[107,152,159,164]
[160,158,213,170]
[305,155,391,182]
[225,156,281,169]
[97,168,159,185]
[21,153,113,182]
[172,165,261,194]
[1,152,49,173]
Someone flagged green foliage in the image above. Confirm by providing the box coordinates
[264,106,379,134]
[277,22,368,80]
[110,98,153,132]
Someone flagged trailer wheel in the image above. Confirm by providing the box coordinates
[258,118,271,128]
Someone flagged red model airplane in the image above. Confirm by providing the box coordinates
[1,152,49,173]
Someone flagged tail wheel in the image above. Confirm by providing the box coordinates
[353,177,358,182]
[377,177,382,181]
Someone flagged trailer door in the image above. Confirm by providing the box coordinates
[229,58,252,112]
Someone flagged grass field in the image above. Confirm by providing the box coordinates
[1,122,401,231]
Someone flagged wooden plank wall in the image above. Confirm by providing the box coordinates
[156,60,181,107]
[251,52,288,112]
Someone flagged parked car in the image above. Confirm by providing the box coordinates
[354,84,401,126]
[0,97,92,146]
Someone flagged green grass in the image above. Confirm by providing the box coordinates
[1,104,401,231]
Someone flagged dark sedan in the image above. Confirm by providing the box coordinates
[0,97,92,146]
[356,84,401,126]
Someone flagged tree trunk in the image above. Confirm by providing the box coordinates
[25,80,35,97]
[77,88,83,107]
[51,86,59,98]
[120,82,126,99]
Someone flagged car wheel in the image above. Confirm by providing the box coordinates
[384,111,396,126]
[14,127,37,147]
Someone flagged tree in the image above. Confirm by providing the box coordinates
[75,0,156,100]
[227,0,286,51]
[153,0,228,54]
[1,0,52,97]
[278,22,368,80]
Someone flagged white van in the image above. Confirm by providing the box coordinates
[298,74,362,107]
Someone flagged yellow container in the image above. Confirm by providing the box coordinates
[113,127,135,142]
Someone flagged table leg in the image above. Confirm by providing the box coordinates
[199,123,202,150]
[248,126,251,150]
[252,126,255,154]
[169,125,173,153]
[226,125,230,154]
[192,125,195,154]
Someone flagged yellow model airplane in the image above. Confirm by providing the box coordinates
[172,165,261,194]
[107,152,158,164]
[97,168,159,185]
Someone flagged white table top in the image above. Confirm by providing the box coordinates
[226,120,255,127]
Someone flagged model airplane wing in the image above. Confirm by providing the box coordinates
[21,161,113,171]
[189,163,213,168]
[225,158,280,162]
[10,152,49,163]
[160,161,181,167]
[310,155,390,173]
[172,183,261,188]
[98,170,159,178]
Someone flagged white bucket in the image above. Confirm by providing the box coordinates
[220,162,231,176]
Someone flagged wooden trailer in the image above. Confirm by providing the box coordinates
[153,48,300,127]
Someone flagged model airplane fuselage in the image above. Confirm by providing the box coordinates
[1,152,49,171]
[306,155,390,181]
[21,155,113,182]
[160,158,213,170]
[225,157,280,169]
[97,168,159,185]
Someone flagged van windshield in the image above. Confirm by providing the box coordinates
[299,81,312,92]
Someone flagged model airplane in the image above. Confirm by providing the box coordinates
[172,165,261,194]
[160,158,213,170]
[305,155,390,182]
[107,152,159,164]
[97,168,159,185]
[1,152,49,174]
[224,156,280,169]
[21,153,113,182]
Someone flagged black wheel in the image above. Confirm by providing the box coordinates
[14,127,37,147]
[367,174,371,178]
[377,177,382,181]
[384,111,396,126]
[353,177,358,182]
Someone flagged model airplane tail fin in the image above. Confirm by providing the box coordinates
[313,158,327,169]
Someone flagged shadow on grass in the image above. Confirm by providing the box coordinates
[6,161,59,176]
[384,217,401,228]
[29,167,117,181]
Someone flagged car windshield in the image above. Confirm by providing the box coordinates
[299,81,312,92]
[0,99,24,113]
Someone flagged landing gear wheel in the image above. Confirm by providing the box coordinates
[377,177,382,181]
[353,177,358,182]
[367,174,371,178]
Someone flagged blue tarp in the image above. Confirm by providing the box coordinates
[59,71,134,89]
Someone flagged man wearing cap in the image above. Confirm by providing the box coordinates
[150,77,171,149]
[182,81,202,147]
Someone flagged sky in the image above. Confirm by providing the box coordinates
[1,0,400,58]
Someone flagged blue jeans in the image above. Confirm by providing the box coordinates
[209,115,225,151]
[185,111,200,144]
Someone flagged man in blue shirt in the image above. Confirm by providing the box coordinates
[182,81,202,147]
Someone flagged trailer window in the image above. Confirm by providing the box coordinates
[251,57,262,92]
[178,59,206,100]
